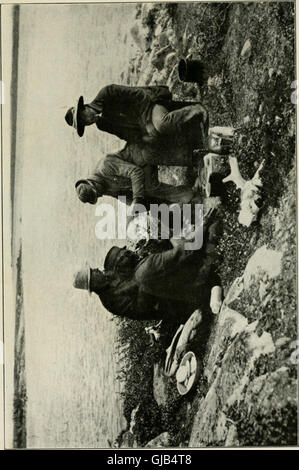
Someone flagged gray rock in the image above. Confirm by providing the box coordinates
[223,276,244,306]
[225,424,239,446]
[150,44,172,71]
[189,319,275,447]
[275,337,291,348]
[240,39,252,59]
[236,368,297,445]
[204,304,248,384]
[155,30,169,48]
[182,83,198,99]
[117,431,137,448]
[164,51,177,72]
[153,362,169,406]
[258,280,268,301]
[145,432,171,448]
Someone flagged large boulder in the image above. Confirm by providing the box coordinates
[189,317,276,446]
[188,242,293,447]
[228,367,297,445]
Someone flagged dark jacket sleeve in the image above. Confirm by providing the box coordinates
[100,155,146,200]
[96,117,143,143]
[91,84,148,110]
[91,84,172,111]
[96,116,124,137]
[99,279,140,320]
[135,245,187,285]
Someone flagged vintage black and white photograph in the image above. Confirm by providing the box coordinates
[1,1,297,449]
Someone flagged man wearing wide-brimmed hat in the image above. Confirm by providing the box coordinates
[73,219,222,322]
[65,84,208,146]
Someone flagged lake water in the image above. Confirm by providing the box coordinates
[13,3,139,448]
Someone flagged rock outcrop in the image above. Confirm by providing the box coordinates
[145,432,171,448]
[189,243,296,446]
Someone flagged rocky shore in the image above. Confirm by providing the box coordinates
[113,2,296,448]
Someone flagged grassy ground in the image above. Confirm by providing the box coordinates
[115,2,296,447]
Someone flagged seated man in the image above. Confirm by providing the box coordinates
[73,219,222,323]
[65,84,208,146]
[75,152,200,215]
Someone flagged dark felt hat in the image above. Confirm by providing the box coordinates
[104,246,127,272]
[65,96,85,137]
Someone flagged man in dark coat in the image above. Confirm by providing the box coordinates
[75,152,198,215]
[65,84,208,148]
[73,219,222,323]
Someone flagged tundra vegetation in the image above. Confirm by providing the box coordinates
[114,2,296,448]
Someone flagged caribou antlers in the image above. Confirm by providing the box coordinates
[222,156,247,189]
[223,156,264,227]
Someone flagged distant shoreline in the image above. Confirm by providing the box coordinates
[10,5,27,449]
[10,5,19,248]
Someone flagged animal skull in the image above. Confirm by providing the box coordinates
[223,156,264,227]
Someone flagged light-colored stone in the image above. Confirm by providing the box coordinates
[258,280,268,301]
[189,321,275,447]
[243,246,282,289]
[241,39,252,59]
[145,432,171,448]
[223,276,244,306]
[225,424,239,446]
[118,431,136,448]
[275,337,291,348]
[164,51,177,71]
[208,75,223,88]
